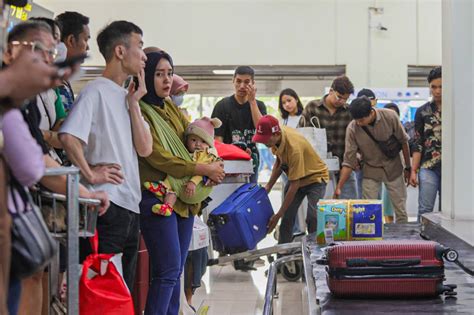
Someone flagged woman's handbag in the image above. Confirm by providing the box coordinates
[9,174,57,279]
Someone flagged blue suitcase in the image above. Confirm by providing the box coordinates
[208,183,274,254]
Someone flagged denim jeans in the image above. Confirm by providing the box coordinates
[7,277,21,315]
[281,173,304,234]
[337,172,358,199]
[140,191,194,315]
[418,167,441,221]
[355,169,363,199]
[258,146,275,172]
[279,182,326,244]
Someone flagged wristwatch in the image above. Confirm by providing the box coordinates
[404,166,412,172]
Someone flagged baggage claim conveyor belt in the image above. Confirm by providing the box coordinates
[297,223,474,315]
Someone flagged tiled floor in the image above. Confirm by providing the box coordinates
[191,239,305,315]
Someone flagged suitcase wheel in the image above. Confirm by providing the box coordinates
[444,249,459,262]
[217,215,227,225]
[281,260,303,282]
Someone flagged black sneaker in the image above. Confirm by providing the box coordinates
[233,259,257,272]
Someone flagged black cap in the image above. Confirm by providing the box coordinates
[357,88,376,100]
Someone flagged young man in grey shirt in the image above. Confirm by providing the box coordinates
[60,21,152,289]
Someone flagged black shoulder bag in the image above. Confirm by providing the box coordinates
[9,173,57,279]
[361,126,402,159]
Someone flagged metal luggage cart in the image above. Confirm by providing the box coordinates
[207,241,303,281]
[263,253,305,315]
[37,167,101,315]
[203,160,307,281]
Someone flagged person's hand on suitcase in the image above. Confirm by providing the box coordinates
[184,181,196,197]
[267,212,282,233]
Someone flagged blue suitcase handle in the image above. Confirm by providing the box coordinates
[231,184,259,202]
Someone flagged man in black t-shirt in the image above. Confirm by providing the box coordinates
[211,66,267,183]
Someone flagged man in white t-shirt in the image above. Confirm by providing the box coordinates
[59,21,152,289]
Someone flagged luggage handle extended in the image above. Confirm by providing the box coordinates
[346,258,421,268]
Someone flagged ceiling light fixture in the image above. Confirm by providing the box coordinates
[212,69,235,75]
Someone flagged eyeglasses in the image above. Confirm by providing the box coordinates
[10,41,58,60]
[333,91,350,104]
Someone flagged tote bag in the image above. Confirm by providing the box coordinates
[79,232,134,315]
[296,116,328,159]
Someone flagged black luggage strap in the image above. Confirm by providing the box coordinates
[361,126,381,145]
[346,258,421,268]
[454,259,474,276]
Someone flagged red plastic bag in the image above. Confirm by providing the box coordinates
[214,140,251,160]
[79,233,135,315]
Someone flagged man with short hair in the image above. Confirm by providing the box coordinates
[60,20,153,289]
[253,115,328,244]
[55,11,91,111]
[357,88,378,107]
[409,67,442,221]
[334,96,411,223]
[211,66,267,183]
[354,88,377,198]
[300,75,357,198]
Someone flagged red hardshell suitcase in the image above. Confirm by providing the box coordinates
[132,235,149,314]
[318,240,458,298]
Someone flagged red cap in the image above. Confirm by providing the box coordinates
[252,115,281,143]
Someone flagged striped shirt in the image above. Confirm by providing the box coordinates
[299,95,352,162]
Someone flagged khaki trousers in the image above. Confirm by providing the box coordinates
[362,173,408,223]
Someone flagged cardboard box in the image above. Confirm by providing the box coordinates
[316,200,349,245]
[348,200,383,240]
[189,216,210,251]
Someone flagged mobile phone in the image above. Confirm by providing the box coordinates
[133,76,139,89]
[54,53,88,69]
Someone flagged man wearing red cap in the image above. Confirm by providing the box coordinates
[253,115,329,244]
